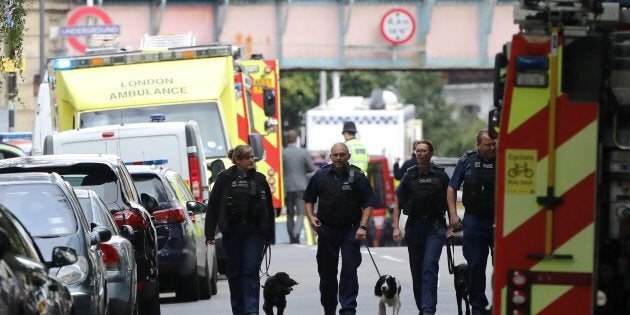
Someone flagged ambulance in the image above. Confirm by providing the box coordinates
[36,40,264,182]
[237,55,284,212]
[491,1,630,313]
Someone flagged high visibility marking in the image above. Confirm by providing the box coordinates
[531,284,572,314]
[532,224,594,272]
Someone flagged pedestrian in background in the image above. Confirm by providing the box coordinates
[448,129,496,315]
[393,139,421,180]
[282,130,315,244]
[392,140,449,315]
[304,142,376,315]
[205,144,275,315]
[341,121,369,173]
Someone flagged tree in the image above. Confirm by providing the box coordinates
[1,0,28,99]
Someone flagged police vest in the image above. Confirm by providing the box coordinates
[402,165,448,218]
[462,152,496,215]
[316,166,363,226]
[345,138,369,172]
[226,177,262,222]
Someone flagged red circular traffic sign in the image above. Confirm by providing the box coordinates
[66,6,113,53]
[380,8,416,45]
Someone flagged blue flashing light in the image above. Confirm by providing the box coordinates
[0,132,32,140]
[53,59,74,70]
[150,114,166,122]
[515,56,548,71]
[125,159,168,166]
[235,83,242,90]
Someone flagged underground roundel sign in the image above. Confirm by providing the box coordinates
[380,8,416,45]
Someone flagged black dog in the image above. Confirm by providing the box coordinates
[374,275,401,315]
[453,262,470,315]
[262,272,298,315]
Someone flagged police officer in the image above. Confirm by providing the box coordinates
[393,140,449,315]
[341,121,369,173]
[304,142,376,315]
[448,129,496,315]
[205,144,275,315]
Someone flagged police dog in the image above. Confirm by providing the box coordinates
[453,263,470,315]
[374,275,401,315]
[262,272,298,315]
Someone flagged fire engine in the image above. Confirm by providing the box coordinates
[491,1,630,313]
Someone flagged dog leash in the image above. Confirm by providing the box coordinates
[259,242,272,279]
[446,235,456,275]
[363,238,382,277]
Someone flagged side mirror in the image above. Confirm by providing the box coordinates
[91,225,112,245]
[120,224,135,241]
[488,109,500,140]
[186,201,207,214]
[50,246,78,267]
[263,88,276,117]
[207,159,226,184]
[248,133,265,162]
[140,193,159,213]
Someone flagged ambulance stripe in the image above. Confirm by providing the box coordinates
[537,285,591,314]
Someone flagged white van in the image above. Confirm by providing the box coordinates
[43,119,209,201]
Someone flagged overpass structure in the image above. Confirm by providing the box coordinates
[65,0,518,70]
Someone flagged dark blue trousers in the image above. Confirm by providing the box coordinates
[223,222,265,315]
[404,217,447,313]
[462,213,494,315]
[316,225,362,315]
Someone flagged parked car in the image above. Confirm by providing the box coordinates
[0,154,161,315]
[128,165,215,301]
[0,203,75,315]
[75,189,137,315]
[0,143,26,159]
[0,172,111,314]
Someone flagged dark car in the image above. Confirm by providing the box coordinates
[0,154,161,315]
[0,172,111,314]
[75,189,137,315]
[0,203,75,315]
[128,165,214,301]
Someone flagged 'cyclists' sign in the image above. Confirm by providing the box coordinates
[505,149,536,194]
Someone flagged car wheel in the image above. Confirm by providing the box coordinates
[199,250,212,300]
[176,267,200,301]
[210,251,218,295]
[137,289,160,315]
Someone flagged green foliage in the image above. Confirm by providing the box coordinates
[1,0,28,68]
[279,70,487,157]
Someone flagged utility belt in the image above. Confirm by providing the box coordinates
[407,215,447,227]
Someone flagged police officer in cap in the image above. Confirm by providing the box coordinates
[448,129,496,315]
[341,121,369,173]
[304,142,377,315]
[393,139,449,315]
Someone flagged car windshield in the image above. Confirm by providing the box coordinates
[78,102,228,158]
[0,183,78,237]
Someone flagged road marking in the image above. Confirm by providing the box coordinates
[380,255,404,262]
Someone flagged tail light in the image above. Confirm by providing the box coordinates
[153,207,186,225]
[508,270,531,315]
[188,155,202,202]
[112,210,147,229]
[100,243,120,270]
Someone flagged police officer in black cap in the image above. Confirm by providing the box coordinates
[341,121,369,173]
[304,142,377,315]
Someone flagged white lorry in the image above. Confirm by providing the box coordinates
[305,96,422,168]
[42,119,209,201]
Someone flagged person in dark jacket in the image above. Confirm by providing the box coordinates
[304,142,377,315]
[393,139,421,180]
[205,144,275,315]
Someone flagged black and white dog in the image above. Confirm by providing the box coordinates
[262,272,298,315]
[374,275,401,315]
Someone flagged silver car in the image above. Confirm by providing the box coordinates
[75,189,138,315]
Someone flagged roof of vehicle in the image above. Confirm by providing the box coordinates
[0,154,123,168]
[0,171,63,184]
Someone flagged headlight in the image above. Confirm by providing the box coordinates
[56,256,88,284]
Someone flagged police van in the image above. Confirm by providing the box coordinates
[43,117,209,201]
